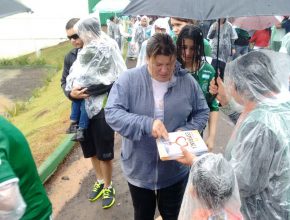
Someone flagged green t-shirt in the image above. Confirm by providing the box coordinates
[203,39,212,57]
[189,62,219,111]
[0,116,52,220]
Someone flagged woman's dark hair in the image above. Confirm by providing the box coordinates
[176,25,205,70]
[146,33,176,58]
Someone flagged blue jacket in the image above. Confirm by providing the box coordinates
[105,64,210,190]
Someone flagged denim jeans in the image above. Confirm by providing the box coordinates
[70,100,89,129]
[128,177,188,220]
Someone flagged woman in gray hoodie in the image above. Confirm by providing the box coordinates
[105,33,209,220]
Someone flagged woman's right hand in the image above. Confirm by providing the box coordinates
[152,119,169,139]
[70,85,89,99]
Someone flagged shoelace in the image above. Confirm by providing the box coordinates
[103,189,111,199]
[93,183,102,192]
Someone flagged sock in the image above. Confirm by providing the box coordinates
[97,179,104,184]
[102,181,113,189]
[107,181,113,189]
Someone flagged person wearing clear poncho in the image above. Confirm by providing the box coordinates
[179,50,290,219]
[64,16,126,208]
[65,16,126,120]
[136,17,171,67]
[178,153,243,220]
[223,50,290,220]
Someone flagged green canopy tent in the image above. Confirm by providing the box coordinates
[93,0,130,25]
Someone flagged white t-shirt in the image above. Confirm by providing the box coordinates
[151,78,169,121]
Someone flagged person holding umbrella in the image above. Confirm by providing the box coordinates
[176,25,219,151]
[201,50,290,219]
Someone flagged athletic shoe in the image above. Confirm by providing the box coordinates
[74,128,85,142]
[89,182,104,202]
[66,122,78,134]
[102,187,115,209]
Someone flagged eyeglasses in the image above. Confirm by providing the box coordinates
[67,34,79,40]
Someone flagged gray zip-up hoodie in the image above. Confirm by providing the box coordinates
[105,64,209,190]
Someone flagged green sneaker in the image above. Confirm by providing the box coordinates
[102,187,116,209]
[89,182,104,202]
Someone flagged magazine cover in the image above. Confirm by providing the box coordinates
[156,130,208,161]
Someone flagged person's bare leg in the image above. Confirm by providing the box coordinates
[89,157,107,202]
[100,160,113,188]
[100,159,115,209]
[91,157,103,180]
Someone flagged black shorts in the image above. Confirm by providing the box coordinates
[80,109,114,160]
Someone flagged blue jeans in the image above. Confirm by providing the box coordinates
[128,177,188,220]
[70,100,89,129]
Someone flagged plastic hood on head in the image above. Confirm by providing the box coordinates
[224,50,290,105]
[74,16,101,45]
[150,17,171,36]
[65,16,127,118]
[178,153,243,220]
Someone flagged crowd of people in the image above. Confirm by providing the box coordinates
[1,13,290,220]
[62,14,290,220]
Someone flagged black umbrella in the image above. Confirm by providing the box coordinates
[0,0,32,18]
[122,0,290,79]
[122,0,290,21]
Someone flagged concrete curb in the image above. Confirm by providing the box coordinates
[38,134,75,183]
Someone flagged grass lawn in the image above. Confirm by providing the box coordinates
[3,29,128,167]
[5,41,73,166]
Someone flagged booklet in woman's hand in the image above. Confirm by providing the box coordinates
[156,130,208,161]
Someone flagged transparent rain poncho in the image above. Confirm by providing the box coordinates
[179,153,243,220]
[65,16,127,118]
[224,50,290,219]
[136,17,171,67]
[280,33,290,55]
